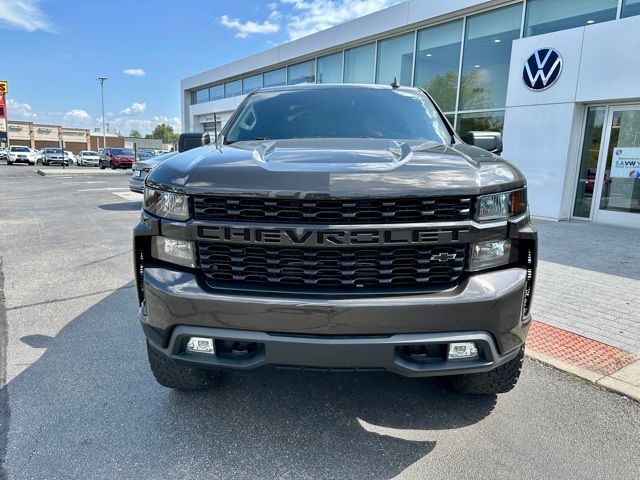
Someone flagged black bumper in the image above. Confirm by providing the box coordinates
[146,324,522,377]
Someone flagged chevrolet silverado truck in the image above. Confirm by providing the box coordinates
[134,84,537,395]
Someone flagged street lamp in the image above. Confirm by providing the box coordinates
[97,77,107,150]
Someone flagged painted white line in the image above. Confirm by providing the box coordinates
[112,191,141,201]
[77,187,128,192]
[63,181,107,184]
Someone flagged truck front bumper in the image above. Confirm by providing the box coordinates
[140,266,530,377]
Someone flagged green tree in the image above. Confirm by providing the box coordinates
[129,129,142,138]
[147,123,179,144]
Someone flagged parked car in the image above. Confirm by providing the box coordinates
[64,151,77,166]
[135,85,537,395]
[129,151,179,193]
[7,145,38,165]
[77,150,100,166]
[136,149,156,161]
[41,147,68,166]
[99,147,135,169]
[0,147,7,161]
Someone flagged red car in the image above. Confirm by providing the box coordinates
[99,147,135,169]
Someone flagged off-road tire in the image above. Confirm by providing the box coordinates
[147,341,222,391]
[447,347,524,395]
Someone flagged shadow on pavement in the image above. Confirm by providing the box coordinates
[98,202,142,212]
[3,285,496,479]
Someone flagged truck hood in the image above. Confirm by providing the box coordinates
[146,138,526,198]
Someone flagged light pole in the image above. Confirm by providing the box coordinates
[97,77,107,149]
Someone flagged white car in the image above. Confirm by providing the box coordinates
[64,151,77,165]
[7,145,38,165]
[77,150,100,166]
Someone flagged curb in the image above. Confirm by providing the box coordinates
[525,344,640,403]
[37,168,128,177]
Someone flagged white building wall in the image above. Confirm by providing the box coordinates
[502,17,640,220]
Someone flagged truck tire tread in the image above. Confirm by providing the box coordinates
[447,347,524,395]
[147,341,222,391]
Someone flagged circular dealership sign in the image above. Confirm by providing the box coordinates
[523,48,563,91]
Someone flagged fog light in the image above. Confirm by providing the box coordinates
[448,342,479,359]
[186,337,215,354]
[469,240,512,271]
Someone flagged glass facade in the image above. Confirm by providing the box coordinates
[622,0,640,17]
[264,68,287,87]
[242,74,263,94]
[344,43,376,84]
[375,33,414,86]
[188,0,632,147]
[525,0,618,37]
[224,79,242,98]
[287,60,315,85]
[414,20,463,112]
[317,52,343,83]
[573,107,605,218]
[209,85,224,101]
[459,4,521,111]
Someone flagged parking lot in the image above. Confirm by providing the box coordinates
[1,164,639,479]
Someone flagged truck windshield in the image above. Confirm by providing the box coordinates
[224,87,452,144]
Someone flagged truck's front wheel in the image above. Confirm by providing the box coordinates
[147,342,223,390]
[447,347,524,395]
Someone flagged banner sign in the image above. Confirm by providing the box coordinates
[611,147,640,179]
[0,84,6,141]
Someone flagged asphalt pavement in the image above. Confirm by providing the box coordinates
[0,164,639,480]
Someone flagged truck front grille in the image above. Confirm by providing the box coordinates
[198,243,466,290]
[193,196,471,224]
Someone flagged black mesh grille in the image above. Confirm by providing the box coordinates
[193,196,471,224]
[198,243,466,289]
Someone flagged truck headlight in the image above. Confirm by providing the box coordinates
[144,187,190,221]
[151,237,195,268]
[476,189,527,221]
[469,240,512,271]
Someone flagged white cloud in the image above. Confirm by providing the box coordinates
[65,109,90,120]
[7,98,36,118]
[119,102,146,116]
[0,0,54,32]
[123,68,146,77]
[281,0,403,40]
[220,12,280,39]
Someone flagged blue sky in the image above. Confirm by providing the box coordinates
[1,0,402,135]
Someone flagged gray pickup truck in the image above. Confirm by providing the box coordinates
[134,84,537,395]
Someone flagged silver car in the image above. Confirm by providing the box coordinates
[129,151,178,193]
[77,150,100,166]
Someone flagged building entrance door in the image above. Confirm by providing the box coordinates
[593,105,640,227]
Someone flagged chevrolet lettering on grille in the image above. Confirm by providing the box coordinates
[199,226,469,247]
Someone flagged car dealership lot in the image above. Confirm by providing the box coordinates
[0,165,639,479]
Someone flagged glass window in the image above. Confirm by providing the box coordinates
[456,111,505,141]
[375,33,414,86]
[242,74,263,94]
[525,0,618,37]
[459,5,522,111]
[225,87,451,144]
[224,79,242,98]
[622,0,640,18]
[414,20,463,112]
[287,60,315,85]
[195,88,209,104]
[573,106,605,218]
[264,68,286,87]
[209,85,224,101]
[317,52,343,83]
[344,43,376,84]
[599,109,640,215]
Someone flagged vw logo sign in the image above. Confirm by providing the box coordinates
[523,48,563,91]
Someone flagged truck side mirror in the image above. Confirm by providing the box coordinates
[464,131,503,155]
[178,132,211,153]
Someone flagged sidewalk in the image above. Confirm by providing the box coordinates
[528,219,640,400]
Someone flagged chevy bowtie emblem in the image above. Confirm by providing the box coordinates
[430,252,457,262]
[523,48,563,91]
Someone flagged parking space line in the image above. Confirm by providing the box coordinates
[77,187,129,192]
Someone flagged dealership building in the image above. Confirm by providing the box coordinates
[181,0,640,227]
